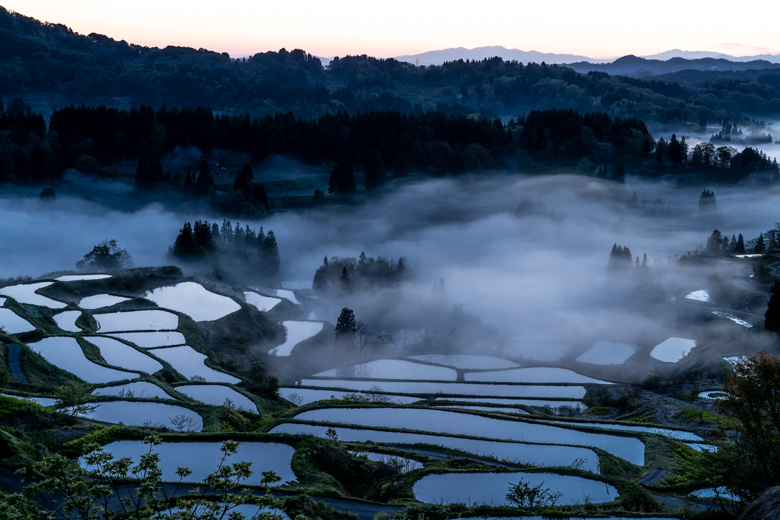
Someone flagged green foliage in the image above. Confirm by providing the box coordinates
[75,240,133,272]
[6,435,284,519]
[505,478,562,509]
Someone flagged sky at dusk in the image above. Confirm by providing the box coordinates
[6,0,780,59]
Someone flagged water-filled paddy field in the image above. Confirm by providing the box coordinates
[278,388,423,405]
[408,355,519,369]
[108,331,187,348]
[175,384,257,411]
[84,336,163,373]
[271,423,600,470]
[94,310,179,332]
[0,307,36,334]
[143,282,241,321]
[299,380,588,399]
[93,381,172,399]
[316,359,457,380]
[86,441,295,483]
[29,336,138,383]
[290,407,645,464]
[151,346,240,383]
[0,282,66,308]
[413,472,618,505]
[82,401,203,431]
[269,321,323,356]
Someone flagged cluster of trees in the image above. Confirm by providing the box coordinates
[608,244,633,272]
[690,350,780,515]
[169,220,280,279]
[312,253,409,294]
[704,230,747,256]
[8,103,656,188]
[512,109,654,161]
[76,239,133,271]
[514,199,554,219]
[626,192,673,217]
[688,142,779,179]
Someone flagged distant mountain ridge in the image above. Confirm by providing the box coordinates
[564,55,780,78]
[394,46,780,67]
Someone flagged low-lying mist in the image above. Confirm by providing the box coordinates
[2,169,778,376]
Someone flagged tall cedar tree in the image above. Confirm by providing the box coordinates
[335,308,357,339]
[766,282,780,331]
[736,234,746,254]
[329,161,356,194]
[756,234,766,254]
[234,163,254,194]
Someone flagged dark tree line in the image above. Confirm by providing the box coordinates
[312,253,409,294]
[169,219,280,279]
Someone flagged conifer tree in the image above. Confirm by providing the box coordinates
[335,308,357,340]
[737,234,746,254]
[755,233,766,254]
[339,266,351,291]
[765,282,780,332]
[173,222,196,257]
[262,231,280,276]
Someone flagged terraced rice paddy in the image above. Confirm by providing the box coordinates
[175,384,257,411]
[269,321,323,356]
[502,342,571,361]
[436,405,529,414]
[108,331,186,348]
[0,307,36,334]
[315,359,457,380]
[244,291,282,312]
[685,290,710,302]
[2,394,57,406]
[94,310,179,332]
[93,382,172,399]
[151,346,240,383]
[271,423,600,471]
[278,388,423,405]
[55,274,111,281]
[82,401,203,431]
[413,472,618,505]
[84,337,163,373]
[546,420,703,441]
[53,310,83,332]
[143,282,241,321]
[408,355,519,369]
[28,337,138,383]
[0,282,66,308]
[92,441,296,483]
[434,397,584,408]
[299,380,587,399]
[650,337,697,362]
[352,452,423,472]
[576,342,639,365]
[712,311,751,327]
[291,407,645,464]
[464,367,611,384]
[79,294,130,309]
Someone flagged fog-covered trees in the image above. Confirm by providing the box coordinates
[335,308,357,341]
[608,244,633,272]
[76,240,133,272]
[312,253,410,293]
[699,189,717,214]
[169,220,280,279]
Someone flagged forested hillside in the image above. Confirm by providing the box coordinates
[3,6,780,122]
